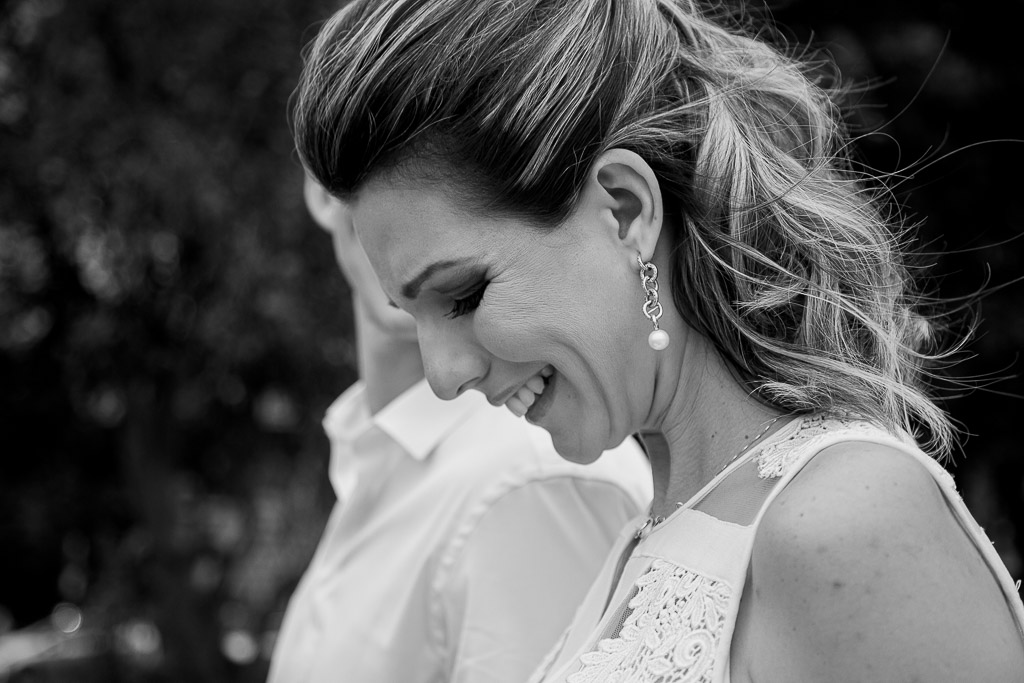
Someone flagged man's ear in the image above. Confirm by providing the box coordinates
[589,148,664,261]
[303,173,346,232]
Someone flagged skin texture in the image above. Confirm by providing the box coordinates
[352,151,784,506]
[350,151,675,466]
[348,150,1024,680]
[733,441,1024,682]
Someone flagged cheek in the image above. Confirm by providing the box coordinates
[473,279,634,376]
[471,278,577,361]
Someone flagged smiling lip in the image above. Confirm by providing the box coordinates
[488,377,534,407]
[526,370,556,424]
[498,366,554,418]
[487,388,517,407]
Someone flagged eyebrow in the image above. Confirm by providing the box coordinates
[400,259,462,301]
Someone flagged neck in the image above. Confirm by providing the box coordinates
[354,299,425,415]
[641,333,785,518]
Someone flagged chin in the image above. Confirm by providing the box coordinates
[547,427,603,465]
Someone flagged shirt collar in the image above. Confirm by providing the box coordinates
[322,381,372,446]
[373,378,488,460]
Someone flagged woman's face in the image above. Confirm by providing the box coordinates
[350,174,662,463]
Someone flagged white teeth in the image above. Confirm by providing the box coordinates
[505,367,554,418]
[506,396,528,417]
[516,386,536,408]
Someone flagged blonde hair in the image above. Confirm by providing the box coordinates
[294,0,956,455]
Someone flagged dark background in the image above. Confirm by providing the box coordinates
[1,0,1021,680]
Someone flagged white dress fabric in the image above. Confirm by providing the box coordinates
[530,414,1024,683]
[267,379,652,683]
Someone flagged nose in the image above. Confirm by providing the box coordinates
[417,320,488,401]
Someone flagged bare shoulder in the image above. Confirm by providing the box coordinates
[757,440,950,559]
[743,440,1024,682]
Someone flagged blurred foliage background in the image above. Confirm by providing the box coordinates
[0,0,1021,680]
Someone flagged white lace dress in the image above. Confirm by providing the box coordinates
[529,414,1024,683]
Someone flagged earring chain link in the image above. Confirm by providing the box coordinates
[637,254,663,327]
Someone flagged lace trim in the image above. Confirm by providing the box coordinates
[566,559,731,683]
[754,414,959,495]
[756,414,882,479]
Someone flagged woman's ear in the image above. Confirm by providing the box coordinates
[303,173,346,232]
[589,148,664,261]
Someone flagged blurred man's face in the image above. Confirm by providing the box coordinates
[304,175,418,340]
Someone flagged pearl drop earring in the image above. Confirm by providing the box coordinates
[637,253,670,350]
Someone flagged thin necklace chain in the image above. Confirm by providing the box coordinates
[635,414,787,540]
[714,413,786,479]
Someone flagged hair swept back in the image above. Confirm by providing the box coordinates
[293,0,958,456]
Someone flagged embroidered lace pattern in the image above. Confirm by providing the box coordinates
[756,414,880,479]
[566,559,731,683]
[531,416,973,683]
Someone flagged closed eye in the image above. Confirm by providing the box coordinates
[445,282,488,319]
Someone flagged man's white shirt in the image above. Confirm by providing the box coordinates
[268,379,651,683]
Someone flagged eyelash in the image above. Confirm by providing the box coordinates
[446,282,488,319]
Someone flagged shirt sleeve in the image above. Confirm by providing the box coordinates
[434,475,640,683]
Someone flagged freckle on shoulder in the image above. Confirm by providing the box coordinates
[746,440,1024,680]
[754,441,949,568]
